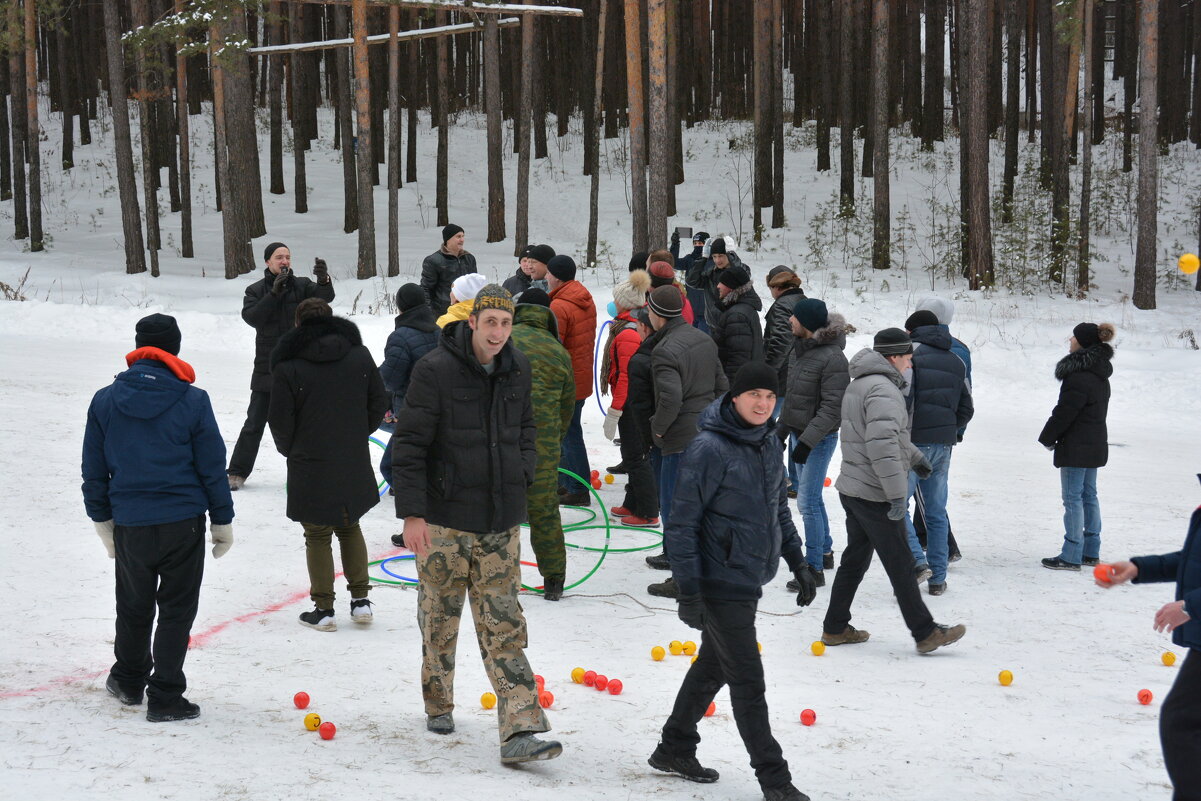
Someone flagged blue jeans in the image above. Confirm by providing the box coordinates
[904,443,953,584]
[772,398,800,493]
[659,451,682,535]
[1058,467,1101,564]
[558,399,591,490]
[796,432,838,571]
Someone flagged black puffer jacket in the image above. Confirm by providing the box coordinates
[648,317,729,455]
[779,314,850,448]
[624,335,657,455]
[241,268,336,391]
[686,252,751,330]
[420,248,478,318]
[711,284,764,384]
[380,306,439,413]
[908,325,974,445]
[1038,343,1113,468]
[392,321,536,534]
[267,316,388,526]
[763,287,806,387]
[666,397,805,600]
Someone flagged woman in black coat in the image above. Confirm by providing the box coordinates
[1038,322,1115,571]
[268,300,389,630]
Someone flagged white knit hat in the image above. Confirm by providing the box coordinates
[451,272,488,302]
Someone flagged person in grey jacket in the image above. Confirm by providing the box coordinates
[822,329,966,655]
[420,224,478,317]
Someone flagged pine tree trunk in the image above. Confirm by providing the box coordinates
[871,0,890,270]
[771,0,784,228]
[839,0,855,214]
[131,0,159,274]
[1077,0,1094,296]
[352,0,375,278]
[1,64,12,201]
[752,0,772,240]
[1048,1,1073,285]
[923,0,945,149]
[405,11,418,185]
[57,24,73,170]
[212,29,240,280]
[9,48,29,240]
[101,0,146,274]
[333,8,357,233]
[814,0,831,171]
[268,0,284,195]
[435,10,449,227]
[289,2,309,214]
[1122,0,1135,172]
[222,15,265,242]
[387,5,400,276]
[647,0,670,247]
[587,0,608,268]
[1002,0,1020,224]
[961,0,994,289]
[484,15,505,243]
[175,0,193,258]
[25,0,43,252]
[1133,0,1158,310]
[514,4,535,256]
[624,0,648,254]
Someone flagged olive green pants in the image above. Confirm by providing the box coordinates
[302,519,370,610]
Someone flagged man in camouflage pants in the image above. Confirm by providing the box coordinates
[509,289,576,600]
[392,284,562,764]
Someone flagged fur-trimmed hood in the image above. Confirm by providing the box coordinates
[718,281,762,311]
[793,312,849,356]
[1055,343,1114,382]
[270,315,363,368]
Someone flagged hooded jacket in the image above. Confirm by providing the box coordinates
[604,311,643,411]
[241,268,336,392]
[1132,504,1201,650]
[711,283,765,384]
[436,299,475,328]
[686,251,752,330]
[392,321,537,534]
[82,348,234,528]
[624,334,657,454]
[779,314,850,448]
[549,279,598,400]
[648,317,729,455]
[666,397,805,600]
[381,306,438,413]
[1038,343,1113,468]
[268,316,388,526]
[908,325,974,445]
[420,247,478,318]
[763,286,806,386]
[836,349,925,502]
[509,303,576,468]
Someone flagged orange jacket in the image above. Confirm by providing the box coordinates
[550,280,597,400]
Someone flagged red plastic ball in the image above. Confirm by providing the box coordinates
[800,709,816,726]
[607,679,623,695]
[594,674,609,691]
[539,691,554,708]
[318,721,336,740]
[590,470,600,480]
[293,691,310,710]
[1138,689,1153,705]
[534,674,545,689]
[591,478,603,489]
[583,670,597,687]
[823,477,832,487]
[704,702,716,717]
[1093,564,1115,583]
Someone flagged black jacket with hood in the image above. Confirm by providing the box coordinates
[1038,343,1113,468]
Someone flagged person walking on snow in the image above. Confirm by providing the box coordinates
[546,255,597,506]
[268,299,388,632]
[83,314,235,723]
[227,242,334,491]
[420,224,477,318]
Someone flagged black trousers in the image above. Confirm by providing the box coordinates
[660,598,792,791]
[913,487,960,555]
[617,413,658,519]
[1163,648,1201,801]
[824,493,936,642]
[112,516,206,705]
[228,388,270,478]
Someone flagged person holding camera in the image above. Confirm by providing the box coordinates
[227,242,334,491]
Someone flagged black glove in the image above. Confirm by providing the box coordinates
[791,441,812,464]
[886,497,908,521]
[313,258,329,285]
[677,595,706,631]
[792,567,816,607]
[913,456,933,480]
[270,269,293,296]
[670,229,680,248]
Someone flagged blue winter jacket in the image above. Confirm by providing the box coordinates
[908,325,974,445]
[666,396,805,600]
[380,306,438,412]
[1131,503,1201,650]
[82,352,234,527]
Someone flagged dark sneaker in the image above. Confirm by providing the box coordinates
[299,607,336,632]
[105,674,143,706]
[823,552,835,570]
[559,492,591,507]
[146,697,200,722]
[648,743,719,783]
[645,552,671,570]
[647,577,679,599]
[787,490,798,499]
[763,783,811,801]
[607,461,630,474]
[543,575,565,602]
[928,582,946,596]
[1082,556,1100,566]
[427,713,454,734]
[391,533,406,548]
[500,732,562,764]
[916,623,966,654]
[914,563,933,584]
[350,598,373,624]
[1041,557,1081,571]
[822,625,870,646]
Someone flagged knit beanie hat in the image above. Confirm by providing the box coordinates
[791,298,829,333]
[135,313,182,355]
[693,231,710,243]
[451,272,488,302]
[395,283,426,312]
[472,284,515,316]
[915,296,955,325]
[613,269,652,312]
[1073,322,1101,348]
[729,361,779,397]
[263,241,288,263]
[629,251,649,273]
[873,327,913,356]
[519,287,551,307]
[718,267,750,290]
[546,255,577,282]
[904,309,940,332]
[527,244,556,266]
[519,245,535,260]
[441,223,464,243]
[648,285,684,318]
[709,237,727,256]
[648,261,676,288]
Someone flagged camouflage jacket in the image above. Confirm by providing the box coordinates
[510,304,575,462]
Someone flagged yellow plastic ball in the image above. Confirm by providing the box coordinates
[682,641,697,656]
[757,642,763,653]
[810,641,826,656]
[604,474,615,484]
[1163,651,1177,667]
[651,645,666,661]
[1179,253,1200,275]
[669,641,683,656]
[303,713,322,731]
[691,654,698,663]
[998,670,1014,686]
[481,692,497,709]
[571,667,586,683]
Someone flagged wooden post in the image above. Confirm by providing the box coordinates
[352,0,376,277]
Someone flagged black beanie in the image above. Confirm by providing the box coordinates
[718,267,750,290]
[1073,322,1100,348]
[648,285,683,318]
[395,283,426,312]
[135,313,182,355]
[527,244,556,265]
[693,231,710,243]
[547,255,577,282]
[729,361,779,397]
[904,309,940,332]
[441,224,464,244]
[629,251,649,273]
[873,327,913,356]
[520,287,551,307]
[709,237,727,255]
[263,241,288,263]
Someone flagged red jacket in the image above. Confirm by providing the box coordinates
[606,312,642,411]
[550,279,598,400]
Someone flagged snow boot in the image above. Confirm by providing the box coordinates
[647,577,679,599]
[543,575,565,602]
[105,674,143,706]
[426,713,454,734]
[914,563,933,584]
[645,551,671,570]
[763,783,810,801]
[227,474,245,492]
[647,744,719,783]
[146,697,200,723]
[1041,557,1081,571]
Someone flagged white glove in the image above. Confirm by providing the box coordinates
[603,407,622,441]
[210,523,234,559]
[94,520,116,559]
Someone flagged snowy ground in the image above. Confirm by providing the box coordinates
[1,94,1200,800]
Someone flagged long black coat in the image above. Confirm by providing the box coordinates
[1038,343,1113,468]
[420,248,478,318]
[242,268,336,391]
[392,322,537,535]
[267,316,388,526]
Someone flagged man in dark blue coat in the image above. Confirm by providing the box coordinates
[82,314,234,723]
[651,362,814,801]
[671,229,710,333]
[1098,487,1201,800]
[379,283,439,491]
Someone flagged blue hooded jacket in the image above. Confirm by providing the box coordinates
[82,351,234,527]
[908,325,974,445]
[1131,503,1201,650]
[666,396,805,600]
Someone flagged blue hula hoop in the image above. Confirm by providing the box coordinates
[378,554,418,584]
[592,318,613,418]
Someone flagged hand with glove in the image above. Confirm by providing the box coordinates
[94,520,116,559]
[791,441,812,465]
[912,456,933,480]
[210,523,234,558]
[886,497,908,521]
[670,229,680,249]
[270,268,293,296]
[677,595,706,631]
[313,258,330,285]
[603,407,622,441]
[792,566,817,607]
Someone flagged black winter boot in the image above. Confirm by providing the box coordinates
[648,744,719,783]
[543,575,565,601]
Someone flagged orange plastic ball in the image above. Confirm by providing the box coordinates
[604,474,615,484]
[481,692,497,709]
[590,470,600,480]
[539,691,554,708]
[1138,689,1153,705]
[591,478,603,489]
[1163,651,1177,667]
[1093,564,1115,583]
[583,670,597,687]
[535,674,545,689]
[823,477,832,487]
[651,646,666,661]
[704,702,716,717]
[1179,253,1200,275]
[682,641,697,656]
